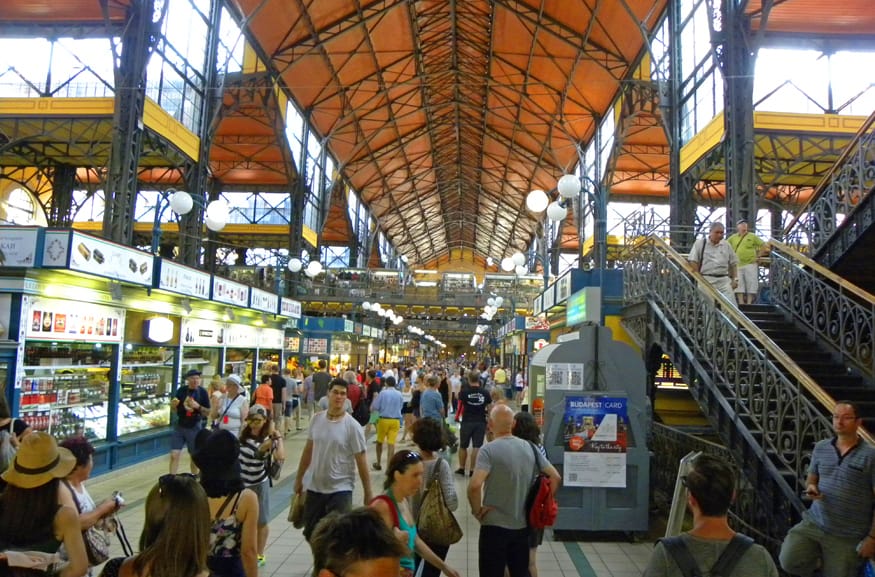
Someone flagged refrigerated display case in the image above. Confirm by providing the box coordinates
[21,343,112,441]
[118,346,175,437]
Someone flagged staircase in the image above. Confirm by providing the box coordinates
[741,304,875,428]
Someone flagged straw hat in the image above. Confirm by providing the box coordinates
[2,432,76,489]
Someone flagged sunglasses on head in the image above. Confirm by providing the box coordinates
[399,450,421,463]
[158,473,197,496]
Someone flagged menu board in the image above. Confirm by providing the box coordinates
[250,288,279,314]
[332,339,352,354]
[280,298,302,318]
[343,320,354,333]
[181,318,225,347]
[556,273,572,304]
[224,323,258,347]
[543,285,555,311]
[66,231,154,286]
[258,327,284,349]
[0,227,40,267]
[284,336,301,352]
[212,277,249,307]
[25,297,125,343]
[156,259,211,299]
[303,338,328,355]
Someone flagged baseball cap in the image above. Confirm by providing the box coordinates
[184,369,202,379]
[736,218,747,225]
[247,404,269,420]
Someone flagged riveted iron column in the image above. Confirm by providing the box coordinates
[47,165,76,226]
[102,0,160,245]
[668,0,695,251]
[719,0,757,228]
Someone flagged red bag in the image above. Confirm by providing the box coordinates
[524,443,557,529]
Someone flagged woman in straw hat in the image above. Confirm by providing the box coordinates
[0,431,87,577]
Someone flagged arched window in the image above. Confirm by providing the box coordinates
[4,188,37,224]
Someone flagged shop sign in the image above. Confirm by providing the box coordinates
[61,231,154,287]
[332,339,352,354]
[354,323,363,335]
[363,325,372,337]
[0,227,40,267]
[258,327,284,349]
[25,297,125,343]
[212,277,249,307]
[284,336,301,352]
[525,315,551,330]
[532,338,549,351]
[343,320,354,333]
[280,298,302,318]
[250,288,278,314]
[224,323,258,347]
[556,273,572,304]
[543,285,555,310]
[144,317,175,343]
[303,338,328,355]
[532,295,543,315]
[156,259,210,299]
[182,318,225,347]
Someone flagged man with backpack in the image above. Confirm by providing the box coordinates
[643,453,777,577]
[468,404,560,577]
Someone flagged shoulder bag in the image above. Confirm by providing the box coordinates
[416,460,462,547]
[63,481,110,565]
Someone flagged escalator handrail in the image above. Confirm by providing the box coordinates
[644,235,875,445]
[783,109,875,239]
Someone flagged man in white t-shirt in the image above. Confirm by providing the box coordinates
[449,368,463,414]
[294,379,373,542]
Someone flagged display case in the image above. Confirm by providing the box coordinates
[441,272,476,295]
[21,343,113,442]
[118,346,175,437]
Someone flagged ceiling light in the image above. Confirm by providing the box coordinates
[362,301,372,311]
[500,257,515,272]
[288,258,303,272]
[546,201,567,221]
[512,252,526,267]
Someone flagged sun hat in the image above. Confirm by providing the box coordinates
[247,404,269,420]
[192,429,241,482]
[2,432,76,489]
[225,374,242,387]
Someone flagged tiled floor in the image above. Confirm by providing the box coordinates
[87,421,652,577]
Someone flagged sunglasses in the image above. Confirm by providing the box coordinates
[399,450,421,463]
[158,473,197,496]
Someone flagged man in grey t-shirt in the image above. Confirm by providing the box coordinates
[643,454,777,577]
[468,404,560,577]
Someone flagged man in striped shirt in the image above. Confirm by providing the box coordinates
[780,401,875,577]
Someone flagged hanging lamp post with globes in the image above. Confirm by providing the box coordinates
[150,189,231,256]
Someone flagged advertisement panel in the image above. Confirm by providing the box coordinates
[559,395,628,488]
[26,297,125,343]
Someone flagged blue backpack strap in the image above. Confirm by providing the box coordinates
[711,533,754,577]
[658,536,702,577]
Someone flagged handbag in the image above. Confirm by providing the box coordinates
[63,481,110,565]
[416,460,462,547]
[288,492,306,528]
[266,439,283,484]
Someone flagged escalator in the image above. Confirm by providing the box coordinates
[622,235,875,548]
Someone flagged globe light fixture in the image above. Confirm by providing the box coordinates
[362,301,372,311]
[557,174,581,199]
[168,189,194,215]
[304,260,323,278]
[515,264,527,276]
[500,256,515,272]
[287,258,303,272]
[546,201,568,222]
[512,251,527,267]
[526,189,549,213]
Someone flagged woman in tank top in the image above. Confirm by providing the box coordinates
[212,375,248,437]
[192,429,258,577]
[369,451,461,577]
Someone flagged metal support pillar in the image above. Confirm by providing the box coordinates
[770,206,783,240]
[178,0,223,267]
[719,0,757,229]
[102,0,159,245]
[667,0,695,251]
[47,165,76,226]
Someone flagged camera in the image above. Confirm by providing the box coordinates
[112,491,125,507]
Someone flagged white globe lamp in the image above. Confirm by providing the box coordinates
[526,189,549,213]
[515,265,527,276]
[204,215,226,232]
[168,190,194,215]
[362,301,372,311]
[557,174,581,199]
[512,251,526,267]
[546,201,567,222]
[305,260,323,278]
[500,257,515,272]
[205,199,229,225]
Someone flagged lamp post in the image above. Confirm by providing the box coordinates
[361,301,403,364]
[557,173,607,270]
[150,189,229,256]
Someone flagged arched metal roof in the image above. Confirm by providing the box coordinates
[229,0,667,265]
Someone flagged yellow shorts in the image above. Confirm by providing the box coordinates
[376,417,400,445]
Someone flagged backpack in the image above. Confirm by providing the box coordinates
[659,533,754,577]
[524,442,557,529]
[0,421,16,473]
[352,384,370,426]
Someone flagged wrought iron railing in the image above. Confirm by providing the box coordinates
[768,239,875,380]
[783,109,875,258]
[651,423,784,553]
[623,236,841,526]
